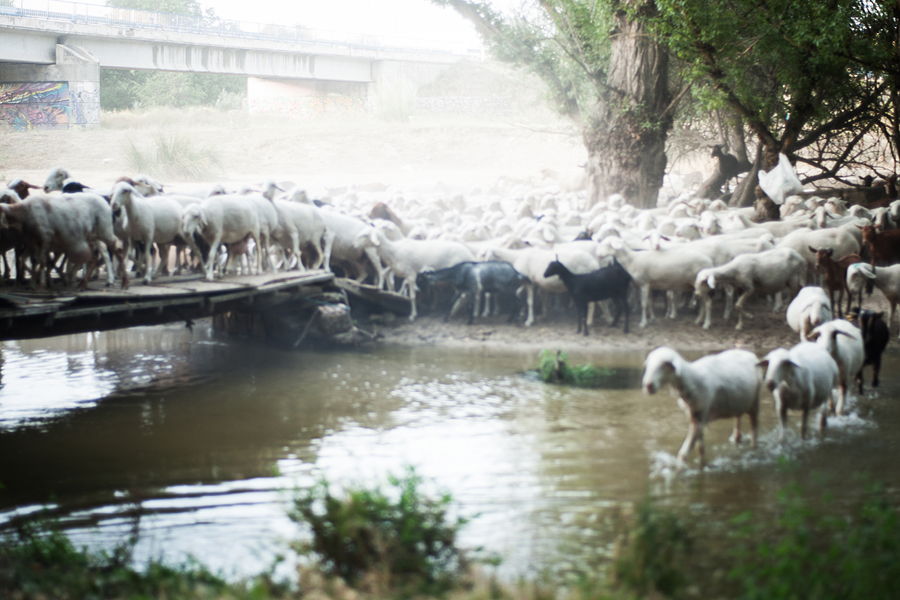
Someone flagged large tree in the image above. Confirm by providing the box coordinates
[437,1,674,208]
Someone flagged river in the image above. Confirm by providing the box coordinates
[1,321,899,582]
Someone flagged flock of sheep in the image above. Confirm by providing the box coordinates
[2,163,900,467]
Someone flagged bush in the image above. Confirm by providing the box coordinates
[289,467,470,595]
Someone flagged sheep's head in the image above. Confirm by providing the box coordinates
[43,167,69,192]
[641,347,682,395]
[181,205,207,236]
[758,348,794,393]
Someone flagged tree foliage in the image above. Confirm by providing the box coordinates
[652,0,889,182]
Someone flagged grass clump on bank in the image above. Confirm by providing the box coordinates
[537,349,616,387]
[126,132,222,180]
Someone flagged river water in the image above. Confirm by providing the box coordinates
[1,322,899,582]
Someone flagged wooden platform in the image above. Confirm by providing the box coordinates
[0,271,334,341]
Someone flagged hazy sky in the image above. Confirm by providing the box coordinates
[206,0,482,46]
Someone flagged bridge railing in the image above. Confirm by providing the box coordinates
[1,0,483,58]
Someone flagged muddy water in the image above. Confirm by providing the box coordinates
[1,323,899,581]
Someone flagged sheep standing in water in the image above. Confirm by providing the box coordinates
[642,346,761,468]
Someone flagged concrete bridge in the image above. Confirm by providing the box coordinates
[0,0,478,128]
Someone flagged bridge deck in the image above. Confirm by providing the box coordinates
[0,271,334,341]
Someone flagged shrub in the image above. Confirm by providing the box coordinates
[289,467,470,595]
[126,132,222,180]
[611,499,693,598]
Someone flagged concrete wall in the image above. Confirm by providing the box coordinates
[0,45,100,128]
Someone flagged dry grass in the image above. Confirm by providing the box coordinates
[0,104,585,195]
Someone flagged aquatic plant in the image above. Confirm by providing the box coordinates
[289,466,470,595]
[537,349,616,388]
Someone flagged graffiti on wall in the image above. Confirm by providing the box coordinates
[0,82,71,130]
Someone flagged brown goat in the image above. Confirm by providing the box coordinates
[859,224,900,266]
[810,246,862,316]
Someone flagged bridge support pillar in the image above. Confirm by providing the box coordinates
[0,44,100,129]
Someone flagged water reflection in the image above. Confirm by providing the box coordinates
[0,325,898,581]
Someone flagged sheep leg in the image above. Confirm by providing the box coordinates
[524,284,536,327]
[733,289,754,330]
[835,383,847,416]
[472,279,482,323]
[407,276,418,321]
[872,356,882,388]
[817,406,828,437]
[578,301,589,336]
[729,417,742,444]
[665,290,677,319]
[639,285,651,328]
[205,237,221,281]
[320,231,334,272]
[677,417,704,468]
[142,239,154,284]
[723,285,735,319]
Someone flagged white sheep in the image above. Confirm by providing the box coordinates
[642,346,761,468]
[374,229,475,320]
[759,342,839,441]
[609,239,713,328]
[317,208,385,288]
[786,286,833,340]
[110,182,184,285]
[809,319,864,416]
[845,262,900,337]
[272,196,332,270]
[693,247,806,330]
[181,194,261,281]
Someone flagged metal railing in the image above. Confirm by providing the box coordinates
[0,0,483,58]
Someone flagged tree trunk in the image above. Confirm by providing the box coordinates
[585,2,672,209]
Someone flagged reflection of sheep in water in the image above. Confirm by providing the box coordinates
[642,346,761,468]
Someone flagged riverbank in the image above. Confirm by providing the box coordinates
[373,309,803,356]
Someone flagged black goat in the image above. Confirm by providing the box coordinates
[416,261,527,324]
[543,257,632,335]
[848,307,890,391]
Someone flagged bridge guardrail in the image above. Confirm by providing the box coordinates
[1,0,484,59]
